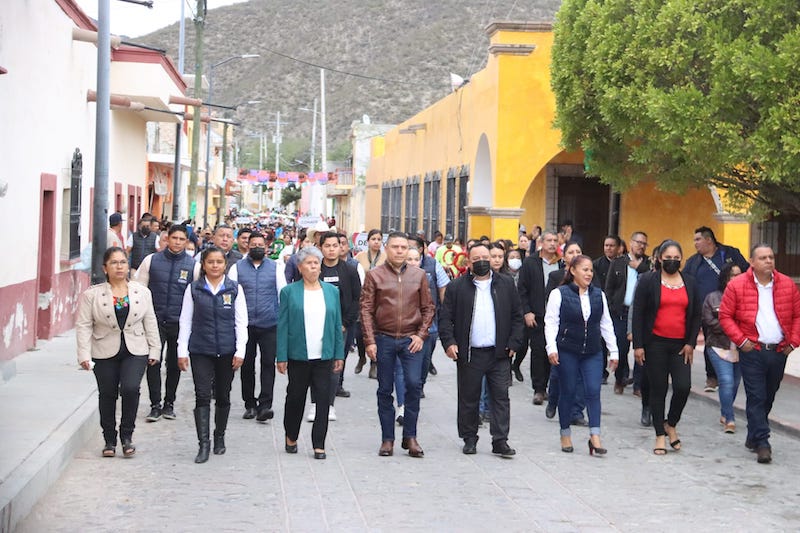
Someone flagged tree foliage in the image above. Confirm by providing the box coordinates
[280,186,302,207]
[552,0,800,216]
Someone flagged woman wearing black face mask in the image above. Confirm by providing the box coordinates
[631,240,701,455]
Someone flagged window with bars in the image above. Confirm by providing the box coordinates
[457,167,469,242]
[381,184,390,232]
[68,149,83,259]
[430,172,441,237]
[405,177,420,233]
[445,169,456,236]
[423,178,432,238]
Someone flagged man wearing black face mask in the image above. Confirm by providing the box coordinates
[439,243,525,457]
[228,233,286,421]
[128,215,158,272]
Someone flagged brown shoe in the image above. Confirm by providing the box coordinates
[532,392,545,405]
[401,437,424,457]
[378,440,394,456]
[614,383,624,394]
[756,447,772,464]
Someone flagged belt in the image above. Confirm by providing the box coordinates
[759,342,780,351]
[472,346,495,351]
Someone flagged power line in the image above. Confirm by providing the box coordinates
[259,46,444,87]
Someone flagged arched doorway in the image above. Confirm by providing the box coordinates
[473,134,492,207]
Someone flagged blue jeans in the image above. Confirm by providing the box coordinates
[375,335,424,441]
[547,364,586,420]
[420,332,438,387]
[557,350,603,437]
[479,377,491,414]
[739,347,787,449]
[394,358,405,407]
[707,346,742,423]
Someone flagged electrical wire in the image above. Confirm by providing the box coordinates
[259,46,446,88]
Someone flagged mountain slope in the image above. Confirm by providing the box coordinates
[142,0,561,162]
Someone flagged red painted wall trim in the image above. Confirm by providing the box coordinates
[55,0,97,31]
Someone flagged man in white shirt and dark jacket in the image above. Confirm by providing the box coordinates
[439,243,526,457]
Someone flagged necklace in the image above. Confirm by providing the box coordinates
[113,294,130,310]
[660,278,685,290]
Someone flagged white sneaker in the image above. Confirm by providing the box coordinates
[306,407,316,422]
[328,406,337,421]
[395,405,405,425]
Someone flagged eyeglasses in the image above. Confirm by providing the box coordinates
[107,260,128,267]
[632,240,648,247]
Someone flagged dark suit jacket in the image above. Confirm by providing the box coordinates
[517,255,546,321]
[439,272,525,359]
[605,255,652,316]
[631,270,702,350]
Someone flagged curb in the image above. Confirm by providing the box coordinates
[0,390,96,533]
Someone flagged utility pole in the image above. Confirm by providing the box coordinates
[320,69,327,173]
[310,97,317,172]
[273,110,282,173]
[188,0,205,227]
[91,0,111,285]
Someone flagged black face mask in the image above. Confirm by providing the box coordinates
[472,260,491,277]
[662,259,681,274]
[249,247,266,261]
[140,227,151,236]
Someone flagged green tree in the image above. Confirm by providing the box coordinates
[280,186,302,207]
[552,0,800,216]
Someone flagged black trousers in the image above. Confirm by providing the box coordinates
[146,321,181,407]
[190,353,235,408]
[241,325,277,409]
[644,337,691,436]
[528,325,550,393]
[457,348,512,444]
[284,359,332,450]
[93,351,148,443]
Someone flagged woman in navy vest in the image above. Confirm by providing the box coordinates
[177,247,248,464]
[544,255,619,455]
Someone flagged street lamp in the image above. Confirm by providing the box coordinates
[203,54,259,228]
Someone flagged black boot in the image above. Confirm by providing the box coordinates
[213,405,230,455]
[194,406,211,463]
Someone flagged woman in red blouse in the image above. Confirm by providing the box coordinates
[632,240,702,455]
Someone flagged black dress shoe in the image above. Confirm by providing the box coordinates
[429,364,438,376]
[256,407,274,422]
[336,387,351,398]
[462,439,478,455]
[745,441,757,453]
[285,438,298,454]
[545,403,557,419]
[513,366,524,382]
[243,407,257,419]
[314,450,327,460]
[640,406,652,427]
[492,442,516,457]
[532,392,545,405]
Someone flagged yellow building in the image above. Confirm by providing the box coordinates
[365,21,753,261]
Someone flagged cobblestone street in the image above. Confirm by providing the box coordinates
[19,347,800,532]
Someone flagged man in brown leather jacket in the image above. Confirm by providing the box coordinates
[360,232,435,457]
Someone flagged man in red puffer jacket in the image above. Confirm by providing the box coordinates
[719,244,800,464]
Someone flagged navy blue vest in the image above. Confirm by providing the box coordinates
[130,231,157,269]
[420,255,440,308]
[235,257,279,328]
[149,250,196,323]
[556,283,603,355]
[188,277,239,356]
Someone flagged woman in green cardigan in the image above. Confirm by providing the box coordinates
[277,246,344,459]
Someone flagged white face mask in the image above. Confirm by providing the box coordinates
[508,258,522,271]
[185,249,196,257]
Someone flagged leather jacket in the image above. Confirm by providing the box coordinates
[359,262,435,345]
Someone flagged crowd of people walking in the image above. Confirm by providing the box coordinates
[77,214,800,464]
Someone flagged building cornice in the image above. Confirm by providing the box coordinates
[484,21,553,37]
[488,44,537,56]
[56,0,97,31]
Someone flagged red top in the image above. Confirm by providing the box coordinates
[653,284,688,340]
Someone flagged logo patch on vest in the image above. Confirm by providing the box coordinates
[179,270,189,282]
[222,293,233,307]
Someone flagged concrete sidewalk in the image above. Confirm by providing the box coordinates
[3,333,800,532]
[0,332,98,533]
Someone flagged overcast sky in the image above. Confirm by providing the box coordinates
[76,0,248,38]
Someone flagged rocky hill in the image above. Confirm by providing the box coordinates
[141,0,561,166]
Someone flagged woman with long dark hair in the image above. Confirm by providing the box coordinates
[353,229,385,378]
[177,246,248,463]
[702,262,744,433]
[632,240,701,455]
[76,247,161,457]
[544,255,618,455]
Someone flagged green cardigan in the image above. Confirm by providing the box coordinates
[277,280,344,362]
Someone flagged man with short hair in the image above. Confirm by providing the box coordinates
[107,212,125,249]
[408,235,449,389]
[228,232,286,421]
[719,244,800,464]
[684,226,749,392]
[134,224,200,421]
[518,230,559,405]
[206,224,242,273]
[236,227,252,255]
[127,215,158,272]
[439,243,524,456]
[593,235,620,289]
[361,232,435,457]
